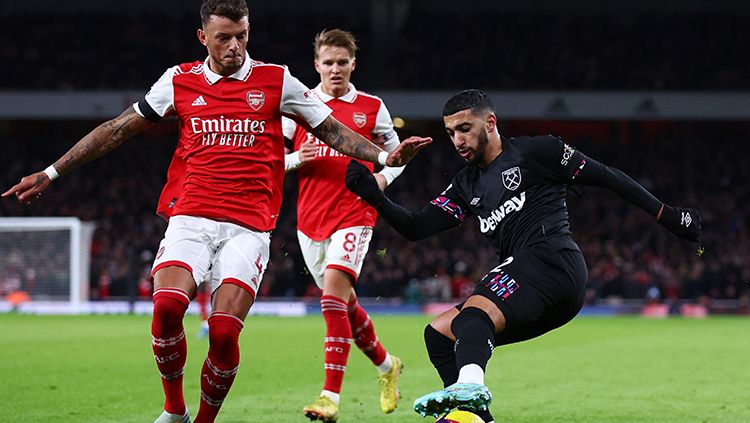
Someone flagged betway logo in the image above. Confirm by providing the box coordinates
[190,116,266,134]
[478,192,526,233]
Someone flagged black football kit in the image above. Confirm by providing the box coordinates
[350,134,681,343]
[345,133,701,422]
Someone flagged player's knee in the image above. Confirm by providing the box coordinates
[208,315,243,351]
[451,306,495,336]
[152,295,188,328]
[424,324,455,363]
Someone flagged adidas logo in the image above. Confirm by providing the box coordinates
[191,96,207,106]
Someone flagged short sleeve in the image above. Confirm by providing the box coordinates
[374,101,400,152]
[134,66,178,122]
[429,182,471,222]
[530,135,588,183]
[281,116,298,140]
[280,68,332,129]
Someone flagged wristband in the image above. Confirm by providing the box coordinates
[377,151,389,166]
[43,165,59,181]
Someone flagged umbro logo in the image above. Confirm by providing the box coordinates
[470,197,480,206]
[191,96,207,106]
[681,212,692,227]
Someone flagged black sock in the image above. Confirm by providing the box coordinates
[451,306,495,371]
[423,324,458,387]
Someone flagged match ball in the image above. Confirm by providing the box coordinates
[435,410,485,423]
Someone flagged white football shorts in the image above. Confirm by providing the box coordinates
[151,215,269,298]
[297,226,373,288]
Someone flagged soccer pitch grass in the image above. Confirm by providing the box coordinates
[1,314,748,422]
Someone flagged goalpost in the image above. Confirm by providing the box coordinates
[0,217,95,313]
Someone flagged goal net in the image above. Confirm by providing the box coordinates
[0,217,95,313]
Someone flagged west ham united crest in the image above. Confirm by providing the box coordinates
[246,90,265,111]
[352,112,367,128]
[502,167,522,191]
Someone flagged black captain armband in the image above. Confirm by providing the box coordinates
[136,100,162,123]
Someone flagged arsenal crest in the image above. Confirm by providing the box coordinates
[246,90,265,111]
[352,112,367,128]
[502,167,522,191]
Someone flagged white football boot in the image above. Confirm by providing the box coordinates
[154,409,190,423]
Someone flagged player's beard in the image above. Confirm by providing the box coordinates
[222,54,244,75]
[466,130,490,166]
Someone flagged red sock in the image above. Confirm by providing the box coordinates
[194,313,244,423]
[197,289,209,321]
[348,297,387,366]
[321,295,352,394]
[151,288,190,415]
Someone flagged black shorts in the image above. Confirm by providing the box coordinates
[463,240,587,347]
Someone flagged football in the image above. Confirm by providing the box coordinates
[435,410,485,423]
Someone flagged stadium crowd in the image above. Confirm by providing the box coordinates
[1,120,747,308]
[1,11,748,91]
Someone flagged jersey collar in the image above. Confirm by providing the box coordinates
[315,83,357,103]
[203,52,253,85]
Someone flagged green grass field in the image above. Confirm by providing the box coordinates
[1,313,748,422]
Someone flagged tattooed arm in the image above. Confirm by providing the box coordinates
[310,115,432,167]
[2,106,154,203]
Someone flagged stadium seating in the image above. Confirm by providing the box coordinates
[0,12,747,90]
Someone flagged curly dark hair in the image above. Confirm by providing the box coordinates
[200,0,249,24]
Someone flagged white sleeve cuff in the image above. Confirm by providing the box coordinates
[377,151,389,166]
[377,165,405,187]
[43,165,59,181]
[285,151,303,172]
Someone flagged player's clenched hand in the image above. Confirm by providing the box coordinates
[658,205,701,242]
[345,160,385,206]
[385,136,432,167]
[298,139,317,165]
[2,172,52,204]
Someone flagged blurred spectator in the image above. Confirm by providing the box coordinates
[1,120,748,306]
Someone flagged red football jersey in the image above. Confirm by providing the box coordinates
[138,54,331,231]
[288,84,398,241]
[155,145,186,221]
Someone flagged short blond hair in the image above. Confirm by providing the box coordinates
[314,29,358,58]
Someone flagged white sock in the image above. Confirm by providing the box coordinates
[376,353,392,374]
[456,363,485,385]
[320,390,340,405]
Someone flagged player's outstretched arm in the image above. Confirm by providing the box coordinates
[2,106,154,204]
[311,115,431,167]
[575,157,701,242]
[345,161,459,240]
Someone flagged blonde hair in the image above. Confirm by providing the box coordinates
[314,29,358,58]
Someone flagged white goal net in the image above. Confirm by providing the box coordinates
[0,217,95,313]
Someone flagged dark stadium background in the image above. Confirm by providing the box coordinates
[1,0,748,314]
